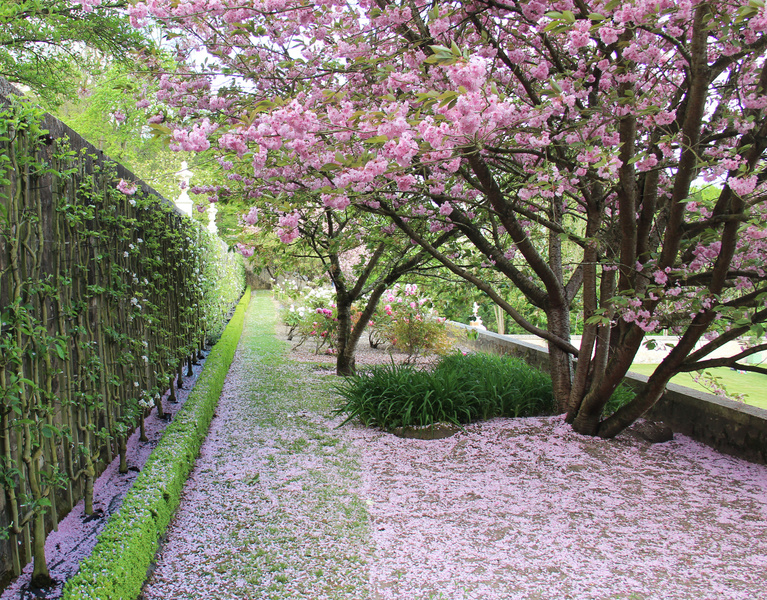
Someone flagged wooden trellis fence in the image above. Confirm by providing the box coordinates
[0,80,244,587]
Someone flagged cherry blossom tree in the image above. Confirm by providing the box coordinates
[229,186,454,374]
[131,0,767,437]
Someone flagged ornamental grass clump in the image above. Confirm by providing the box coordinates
[334,352,554,430]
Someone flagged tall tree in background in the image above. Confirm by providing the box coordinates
[132,0,767,437]
[52,62,217,201]
[0,0,150,106]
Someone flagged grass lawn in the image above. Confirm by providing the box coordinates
[629,363,767,411]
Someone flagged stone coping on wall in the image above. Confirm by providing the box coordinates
[447,321,767,465]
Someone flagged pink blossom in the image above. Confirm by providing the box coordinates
[76,0,102,13]
[321,193,351,210]
[277,227,299,244]
[116,179,138,195]
[235,243,254,257]
[636,154,658,172]
[599,26,623,45]
[446,57,487,93]
[428,17,450,38]
[529,62,549,80]
[382,132,419,167]
[568,21,591,49]
[728,175,757,196]
[745,225,767,240]
[219,133,248,157]
[242,207,259,226]
[276,211,301,244]
[170,118,217,152]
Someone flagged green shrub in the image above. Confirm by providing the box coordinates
[371,283,451,362]
[61,288,251,600]
[334,352,554,429]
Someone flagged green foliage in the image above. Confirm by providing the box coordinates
[280,286,339,353]
[334,352,555,430]
[602,384,636,418]
[0,1,152,106]
[0,94,245,578]
[61,289,250,600]
[50,63,221,201]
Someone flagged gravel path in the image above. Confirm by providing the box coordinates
[142,292,767,600]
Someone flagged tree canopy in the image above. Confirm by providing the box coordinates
[0,0,151,105]
[129,0,767,436]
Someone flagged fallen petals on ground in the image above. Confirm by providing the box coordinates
[142,295,767,600]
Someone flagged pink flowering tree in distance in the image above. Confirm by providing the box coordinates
[233,183,456,374]
[132,0,767,437]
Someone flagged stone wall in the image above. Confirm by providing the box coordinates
[448,322,767,465]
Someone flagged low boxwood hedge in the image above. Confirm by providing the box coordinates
[62,288,251,600]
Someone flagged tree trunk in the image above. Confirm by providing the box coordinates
[83,455,95,516]
[30,510,53,588]
[118,435,128,474]
[335,283,390,376]
[27,452,53,588]
[494,304,505,335]
[572,324,645,435]
[139,409,148,442]
[597,378,667,438]
[546,305,573,412]
[335,294,356,376]
[336,344,357,376]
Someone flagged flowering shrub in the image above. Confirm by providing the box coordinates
[278,283,450,359]
[273,279,304,303]
[281,304,306,340]
[279,286,339,353]
[373,284,451,363]
[303,305,339,354]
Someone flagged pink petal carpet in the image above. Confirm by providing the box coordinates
[6,293,766,599]
[142,294,767,600]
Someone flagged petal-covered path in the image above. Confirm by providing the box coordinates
[142,292,370,599]
[142,292,767,600]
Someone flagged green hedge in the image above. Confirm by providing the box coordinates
[61,288,252,600]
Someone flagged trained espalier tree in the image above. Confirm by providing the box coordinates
[125,0,767,437]
[0,90,245,584]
